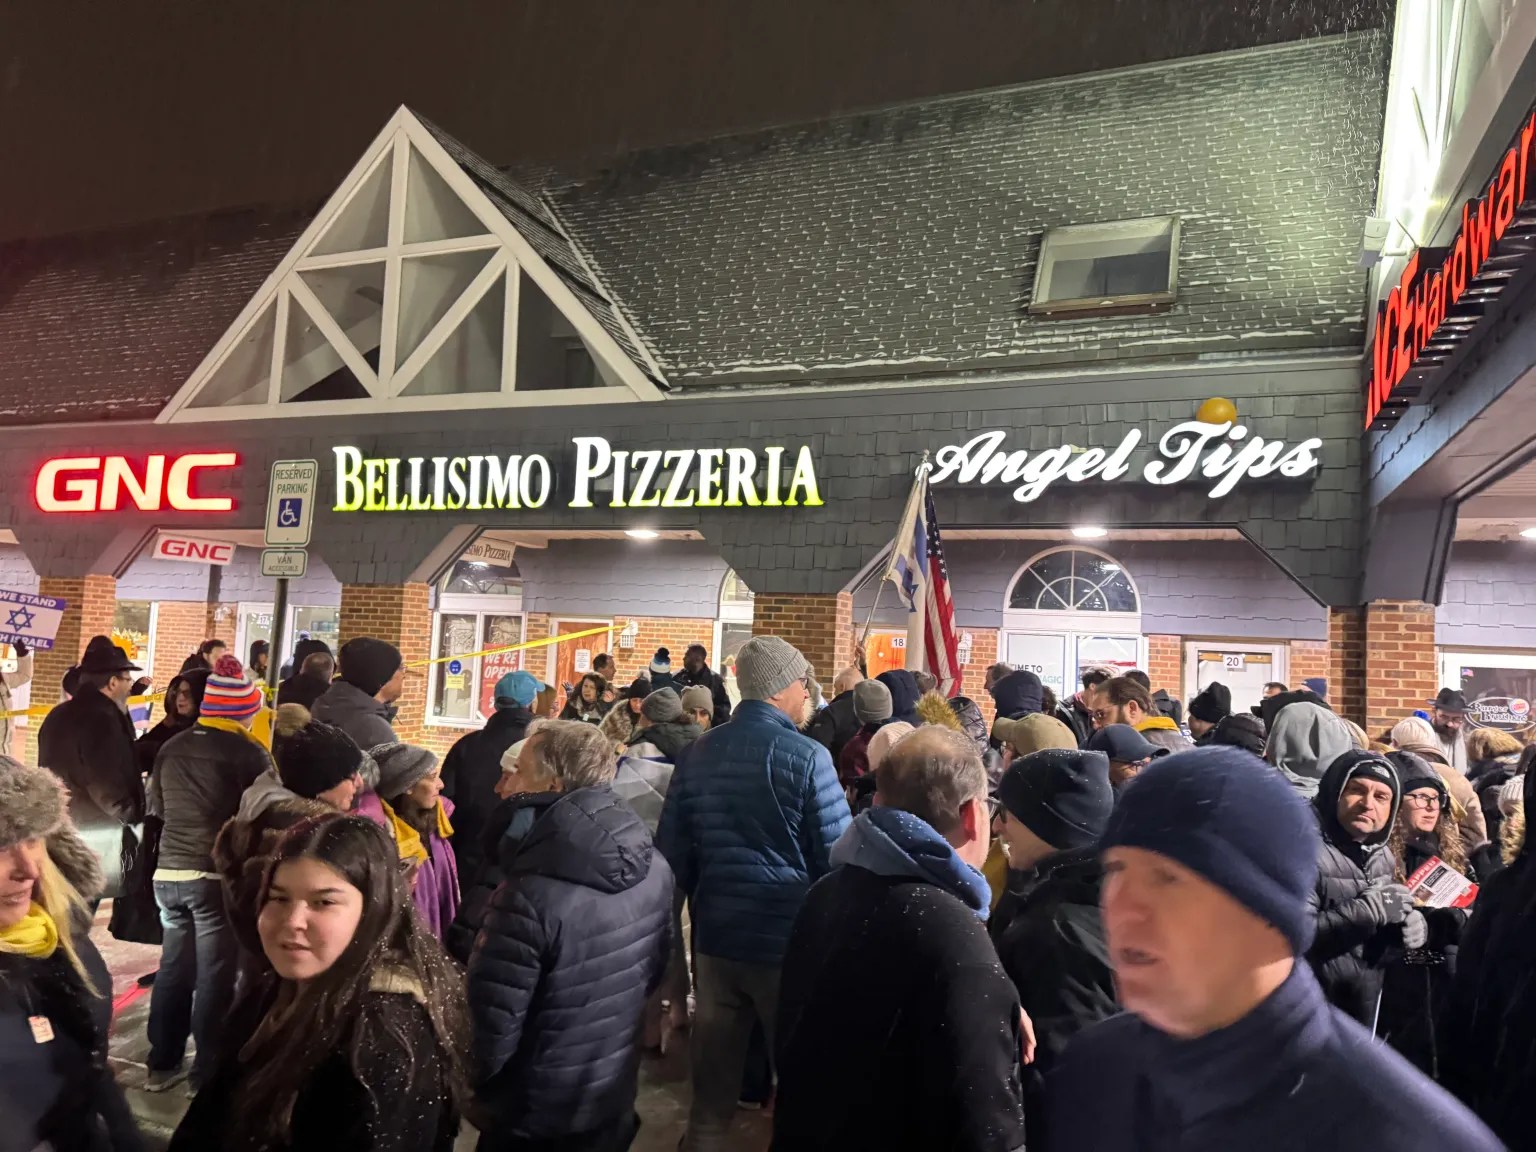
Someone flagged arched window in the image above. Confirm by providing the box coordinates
[1007,547,1139,614]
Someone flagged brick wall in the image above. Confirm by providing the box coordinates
[151,601,210,690]
[1329,607,1366,726]
[752,593,852,687]
[26,575,117,762]
[1289,640,1330,693]
[338,583,432,744]
[1146,635,1182,699]
[957,628,1000,726]
[609,617,715,686]
[1364,600,1438,736]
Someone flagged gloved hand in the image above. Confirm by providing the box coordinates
[1358,880,1413,926]
[1402,909,1429,949]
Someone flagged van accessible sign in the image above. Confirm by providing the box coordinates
[331,438,823,512]
[929,421,1322,502]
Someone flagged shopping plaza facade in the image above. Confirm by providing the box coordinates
[5,13,1536,756]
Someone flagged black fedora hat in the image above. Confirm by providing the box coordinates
[1428,688,1468,713]
[78,635,142,676]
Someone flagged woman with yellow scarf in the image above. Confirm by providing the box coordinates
[0,755,143,1150]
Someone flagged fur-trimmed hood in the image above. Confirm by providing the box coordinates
[0,756,105,901]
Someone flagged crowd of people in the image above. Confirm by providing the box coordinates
[4,627,1535,1150]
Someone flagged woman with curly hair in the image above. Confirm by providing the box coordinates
[1376,751,1501,1080]
[171,814,469,1151]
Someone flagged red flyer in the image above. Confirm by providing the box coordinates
[1405,856,1479,909]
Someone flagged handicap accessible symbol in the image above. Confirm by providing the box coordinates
[277,498,303,528]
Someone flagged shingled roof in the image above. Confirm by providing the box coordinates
[0,207,312,424]
[541,33,1386,385]
[0,34,1385,426]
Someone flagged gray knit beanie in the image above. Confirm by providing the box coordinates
[735,636,810,702]
[642,687,684,723]
[372,743,439,801]
[853,679,893,725]
[679,685,713,716]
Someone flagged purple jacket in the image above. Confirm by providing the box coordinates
[355,790,461,939]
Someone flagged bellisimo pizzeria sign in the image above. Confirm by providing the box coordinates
[332,438,823,512]
[929,421,1323,502]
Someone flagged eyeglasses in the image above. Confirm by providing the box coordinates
[1403,794,1442,811]
[1091,709,1111,722]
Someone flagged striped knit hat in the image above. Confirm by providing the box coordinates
[201,655,263,720]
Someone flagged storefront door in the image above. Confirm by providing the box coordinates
[1183,643,1286,718]
[548,618,611,714]
[1002,632,1142,700]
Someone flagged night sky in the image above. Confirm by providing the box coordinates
[0,0,1391,241]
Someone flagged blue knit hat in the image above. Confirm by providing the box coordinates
[1102,746,1320,953]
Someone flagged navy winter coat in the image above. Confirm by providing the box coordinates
[468,786,673,1141]
[655,699,851,965]
[876,669,922,725]
[1046,961,1501,1152]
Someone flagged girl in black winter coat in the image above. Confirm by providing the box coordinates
[1377,754,1501,1079]
[171,814,470,1152]
[0,757,143,1152]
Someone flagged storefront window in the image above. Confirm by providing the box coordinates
[291,606,340,654]
[440,557,522,596]
[429,607,525,726]
[716,569,755,705]
[1441,652,1536,736]
[112,601,155,680]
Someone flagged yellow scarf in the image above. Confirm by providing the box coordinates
[0,903,59,958]
[379,798,453,865]
[198,715,266,744]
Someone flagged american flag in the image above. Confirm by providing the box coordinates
[882,468,961,696]
[920,488,961,696]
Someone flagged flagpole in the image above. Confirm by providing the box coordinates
[904,465,929,674]
[862,451,931,656]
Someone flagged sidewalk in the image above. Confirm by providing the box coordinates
[94,914,767,1151]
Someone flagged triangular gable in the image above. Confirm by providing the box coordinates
[158,107,666,423]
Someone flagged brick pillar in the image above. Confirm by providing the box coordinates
[152,601,212,690]
[752,593,853,686]
[1145,635,1182,698]
[1289,640,1330,691]
[1328,607,1366,727]
[25,575,118,762]
[1363,600,1438,738]
[206,602,238,646]
[958,628,1000,724]
[338,583,432,744]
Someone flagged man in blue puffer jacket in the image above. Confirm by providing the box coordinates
[657,635,851,1152]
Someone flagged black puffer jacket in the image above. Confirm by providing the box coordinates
[467,786,673,1140]
[149,723,273,872]
[441,706,534,886]
[1306,750,1403,1026]
[992,846,1117,1138]
[1469,751,1522,851]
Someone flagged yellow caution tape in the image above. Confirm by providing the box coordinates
[406,622,626,670]
[4,623,628,716]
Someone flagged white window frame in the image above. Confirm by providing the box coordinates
[232,602,339,665]
[1440,648,1536,688]
[1029,215,1180,316]
[1002,546,1143,633]
[426,599,529,729]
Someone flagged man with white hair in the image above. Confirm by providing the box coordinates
[469,720,674,1149]
[808,666,866,762]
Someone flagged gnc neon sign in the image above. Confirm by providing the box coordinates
[34,453,241,513]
